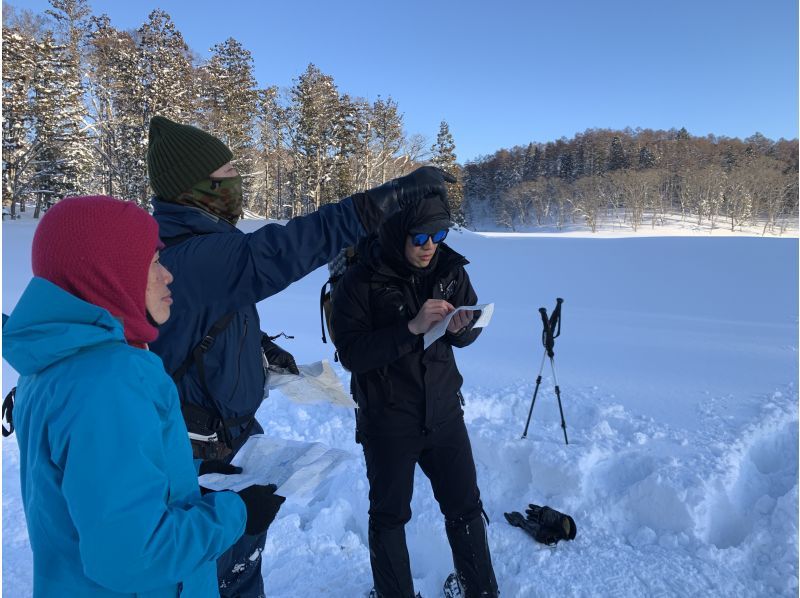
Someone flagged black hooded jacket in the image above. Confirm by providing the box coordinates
[330,217,481,437]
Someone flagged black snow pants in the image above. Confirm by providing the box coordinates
[362,416,498,598]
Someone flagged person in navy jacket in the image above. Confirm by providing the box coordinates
[146,115,454,597]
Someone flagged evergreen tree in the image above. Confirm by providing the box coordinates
[347,97,372,190]
[608,135,629,170]
[559,152,575,181]
[199,38,259,209]
[330,93,366,200]
[638,146,656,169]
[86,15,149,203]
[255,86,290,217]
[431,120,464,224]
[31,30,93,202]
[137,10,195,124]
[41,0,94,199]
[2,26,40,216]
[370,96,404,184]
[289,63,340,211]
[522,143,539,181]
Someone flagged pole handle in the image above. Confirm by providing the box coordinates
[539,306,555,358]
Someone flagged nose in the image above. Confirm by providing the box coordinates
[423,237,435,249]
[161,264,174,285]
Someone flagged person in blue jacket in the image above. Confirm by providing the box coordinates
[145,116,455,597]
[3,196,281,597]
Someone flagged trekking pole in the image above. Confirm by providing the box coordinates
[548,355,569,445]
[521,349,547,439]
[521,298,568,444]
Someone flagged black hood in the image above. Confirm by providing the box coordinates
[377,194,451,275]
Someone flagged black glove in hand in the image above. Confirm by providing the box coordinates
[198,460,243,476]
[237,484,286,535]
[261,335,299,375]
[355,166,457,231]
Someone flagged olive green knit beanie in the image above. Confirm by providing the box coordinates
[147,115,233,201]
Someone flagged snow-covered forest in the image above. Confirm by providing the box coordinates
[464,130,798,234]
[2,1,454,220]
[3,1,798,233]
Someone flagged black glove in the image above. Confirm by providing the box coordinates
[525,504,576,541]
[198,460,242,476]
[237,484,286,536]
[504,511,560,546]
[504,504,577,545]
[353,166,457,231]
[261,335,299,375]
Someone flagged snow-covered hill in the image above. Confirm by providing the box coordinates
[3,216,797,597]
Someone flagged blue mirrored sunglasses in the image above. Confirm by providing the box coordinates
[410,229,449,247]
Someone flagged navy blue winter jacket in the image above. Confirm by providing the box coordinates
[150,198,366,447]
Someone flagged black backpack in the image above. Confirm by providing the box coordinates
[318,246,357,352]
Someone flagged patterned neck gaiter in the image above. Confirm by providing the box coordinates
[175,175,244,225]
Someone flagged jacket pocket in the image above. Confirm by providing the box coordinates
[371,287,407,328]
[377,367,395,407]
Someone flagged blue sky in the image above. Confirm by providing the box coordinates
[6,0,799,161]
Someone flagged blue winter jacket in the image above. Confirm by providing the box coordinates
[3,277,247,597]
[149,198,366,447]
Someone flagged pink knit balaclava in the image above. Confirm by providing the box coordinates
[31,196,163,346]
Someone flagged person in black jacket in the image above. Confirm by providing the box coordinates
[331,195,498,598]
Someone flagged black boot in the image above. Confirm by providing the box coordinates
[445,515,499,598]
[368,523,416,598]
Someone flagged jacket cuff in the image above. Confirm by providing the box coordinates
[347,192,381,233]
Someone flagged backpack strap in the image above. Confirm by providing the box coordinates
[171,312,235,385]
[319,279,332,344]
[170,312,251,446]
[161,233,252,447]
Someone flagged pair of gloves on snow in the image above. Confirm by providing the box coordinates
[504,504,577,546]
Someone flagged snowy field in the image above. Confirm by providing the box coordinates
[2,214,798,597]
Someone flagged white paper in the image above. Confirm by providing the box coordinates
[268,359,356,408]
[198,435,354,505]
[423,302,495,349]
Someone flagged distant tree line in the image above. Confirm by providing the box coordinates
[3,1,797,234]
[2,0,461,220]
[463,128,798,234]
